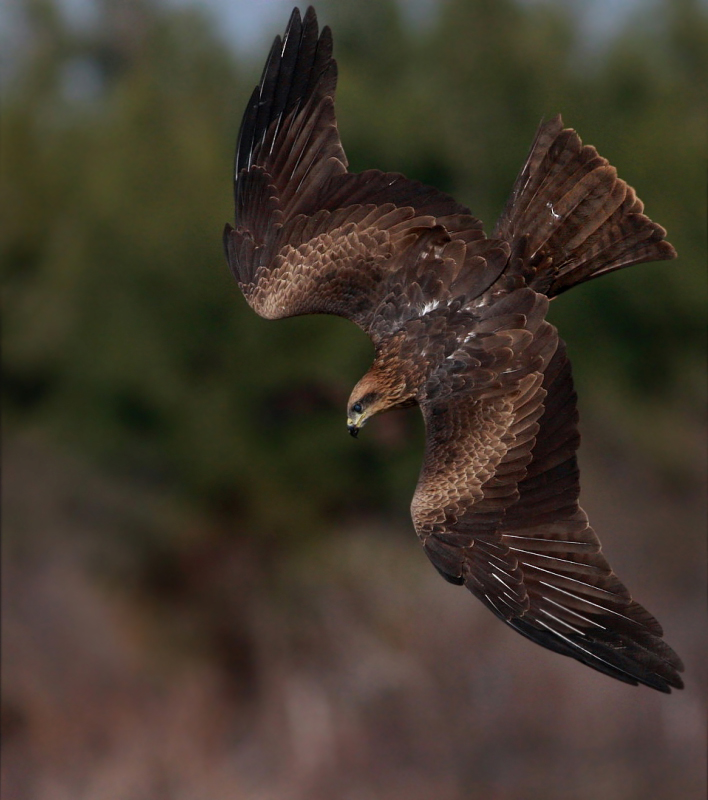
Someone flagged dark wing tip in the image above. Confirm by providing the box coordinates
[289,5,304,26]
[234,5,338,183]
[234,86,259,180]
[508,614,684,693]
[303,5,317,26]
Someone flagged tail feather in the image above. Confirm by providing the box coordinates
[494,115,676,298]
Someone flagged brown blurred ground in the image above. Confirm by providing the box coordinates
[2,424,705,800]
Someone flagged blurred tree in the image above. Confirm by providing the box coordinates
[2,0,705,551]
[2,0,404,549]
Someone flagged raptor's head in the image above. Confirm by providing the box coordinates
[346,366,415,438]
[346,392,379,437]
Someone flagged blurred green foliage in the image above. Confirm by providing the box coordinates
[2,0,706,544]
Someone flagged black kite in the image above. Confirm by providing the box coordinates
[224,7,683,692]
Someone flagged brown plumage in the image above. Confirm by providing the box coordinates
[224,7,683,692]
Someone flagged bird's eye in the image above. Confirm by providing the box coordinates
[352,402,363,414]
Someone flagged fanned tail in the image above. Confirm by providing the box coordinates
[493,115,677,298]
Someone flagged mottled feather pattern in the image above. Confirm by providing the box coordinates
[494,114,676,297]
[247,225,390,321]
[225,6,682,692]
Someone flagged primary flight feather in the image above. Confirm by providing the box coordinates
[224,6,683,692]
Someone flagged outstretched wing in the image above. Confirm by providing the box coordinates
[224,6,486,337]
[412,290,684,692]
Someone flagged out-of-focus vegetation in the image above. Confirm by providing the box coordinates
[3,0,705,540]
[2,2,706,798]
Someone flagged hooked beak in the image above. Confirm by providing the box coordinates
[347,423,359,438]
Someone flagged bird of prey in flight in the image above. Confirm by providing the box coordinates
[224,6,683,692]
